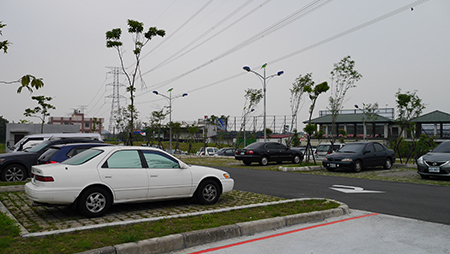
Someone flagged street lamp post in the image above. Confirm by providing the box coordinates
[243,64,284,142]
[355,104,366,141]
[153,88,188,153]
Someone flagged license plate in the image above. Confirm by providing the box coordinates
[240,152,244,155]
[429,166,440,173]
[330,163,336,168]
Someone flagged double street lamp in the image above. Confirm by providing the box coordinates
[243,64,284,142]
[153,88,188,153]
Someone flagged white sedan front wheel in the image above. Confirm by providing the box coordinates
[196,180,220,205]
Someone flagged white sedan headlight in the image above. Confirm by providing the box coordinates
[341,158,353,162]
[223,173,231,179]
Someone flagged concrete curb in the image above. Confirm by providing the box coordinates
[279,163,416,172]
[76,201,349,254]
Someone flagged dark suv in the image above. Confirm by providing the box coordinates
[0,138,104,182]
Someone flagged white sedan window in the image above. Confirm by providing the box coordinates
[106,150,142,168]
[142,151,180,169]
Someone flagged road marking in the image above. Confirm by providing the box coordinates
[189,213,379,254]
[329,185,385,193]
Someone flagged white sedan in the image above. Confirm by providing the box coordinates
[25,146,234,217]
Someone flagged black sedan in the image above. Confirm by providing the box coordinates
[0,139,104,182]
[417,141,450,179]
[322,142,395,172]
[235,142,303,166]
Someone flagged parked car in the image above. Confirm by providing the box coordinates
[417,141,450,179]
[7,133,102,153]
[0,139,104,182]
[235,142,303,166]
[215,147,237,157]
[196,147,219,156]
[25,146,234,217]
[322,142,395,172]
[37,143,112,164]
[314,143,345,160]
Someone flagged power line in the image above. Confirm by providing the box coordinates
[143,0,259,75]
[136,0,431,105]
[137,0,333,96]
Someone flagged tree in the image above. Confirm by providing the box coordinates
[0,116,8,143]
[394,89,426,163]
[287,73,310,147]
[23,96,56,133]
[328,56,362,143]
[355,102,379,139]
[237,88,263,147]
[187,125,199,154]
[302,75,329,163]
[0,21,44,93]
[106,19,165,145]
[150,108,169,149]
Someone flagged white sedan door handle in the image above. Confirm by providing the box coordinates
[104,175,112,178]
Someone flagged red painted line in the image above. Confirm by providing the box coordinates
[190,213,379,254]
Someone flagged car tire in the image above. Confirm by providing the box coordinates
[354,160,363,172]
[259,156,269,166]
[292,154,302,164]
[196,180,220,205]
[383,158,393,169]
[1,164,27,182]
[243,160,252,166]
[78,187,112,218]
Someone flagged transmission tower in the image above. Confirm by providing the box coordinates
[105,67,126,134]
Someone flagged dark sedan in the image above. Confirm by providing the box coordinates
[322,142,395,172]
[37,143,112,164]
[417,141,450,179]
[235,142,303,166]
[0,139,104,182]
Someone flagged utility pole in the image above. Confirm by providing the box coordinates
[106,67,126,134]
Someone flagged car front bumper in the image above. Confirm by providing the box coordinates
[322,160,356,170]
[417,164,450,177]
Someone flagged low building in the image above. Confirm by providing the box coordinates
[5,123,80,149]
[49,111,104,134]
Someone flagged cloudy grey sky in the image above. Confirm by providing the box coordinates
[1,0,449,132]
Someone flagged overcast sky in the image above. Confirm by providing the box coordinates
[1,0,449,132]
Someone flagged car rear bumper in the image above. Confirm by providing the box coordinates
[25,182,76,205]
[234,155,261,162]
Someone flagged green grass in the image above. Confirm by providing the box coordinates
[0,199,338,254]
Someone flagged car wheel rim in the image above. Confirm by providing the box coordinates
[294,156,300,164]
[386,159,391,168]
[355,162,361,171]
[262,157,268,165]
[5,167,24,182]
[202,184,217,202]
[85,192,106,214]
